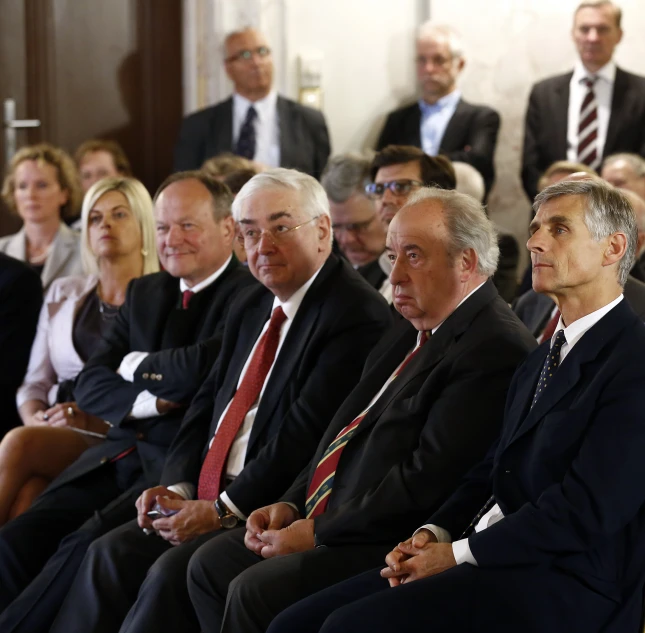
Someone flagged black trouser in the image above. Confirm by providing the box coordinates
[186,527,391,633]
[51,518,227,633]
[0,452,145,633]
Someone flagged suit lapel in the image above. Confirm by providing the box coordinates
[42,223,75,289]
[4,228,26,260]
[604,68,628,157]
[439,99,467,151]
[208,98,234,156]
[553,74,571,159]
[277,97,297,168]
[405,104,422,147]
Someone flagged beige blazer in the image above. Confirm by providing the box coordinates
[0,222,83,292]
[16,274,98,409]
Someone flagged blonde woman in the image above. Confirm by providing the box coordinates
[0,177,158,524]
[0,144,83,291]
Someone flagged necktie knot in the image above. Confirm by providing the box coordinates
[245,105,258,122]
[182,289,194,310]
[583,76,597,89]
[235,106,258,159]
[268,306,287,332]
[532,328,567,407]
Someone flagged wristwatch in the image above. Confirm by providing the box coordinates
[214,497,239,529]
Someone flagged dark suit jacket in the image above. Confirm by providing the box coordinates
[160,254,393,515]
[376,99,501,194]
[173,96,331,179]
[65,260,253,491]
[429,299,645,633]
[281,280,536,546]
[513,274,645,336]
[0,253,42,436]
[521,67,645,201]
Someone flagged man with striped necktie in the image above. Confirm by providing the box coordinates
[184,187,535,633]
[521,0,645,203]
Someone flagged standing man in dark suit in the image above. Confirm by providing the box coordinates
[0,254,42,437]
[49,168,392,633]
[0,172,254,633]
[179,188,536,633]
[174,28,331,179]
[521,1,645,201]
[377,23,500,195]
[268,179,645,633]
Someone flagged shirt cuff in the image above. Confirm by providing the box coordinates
[452,538,478,566]
[167,483,194,500]
[416,523,452,543]
[118,351,150,382]
[221,491,247,521]
[129,390,159,419]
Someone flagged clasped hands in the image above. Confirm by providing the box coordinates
[380,529,457,586]
[136,486,222,546]
[244,502,315,558]
[33,402,109,434]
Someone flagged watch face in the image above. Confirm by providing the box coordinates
[221,514,239,529]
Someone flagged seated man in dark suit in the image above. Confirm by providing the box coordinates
[321,154,387,291]
[180,188,536,633]
[49,168,393,633]
[0,172,254,633]
[521,0,645,201]
[377,23,500,195]
[0,253,42,437]
[269,178,645,633]
[174,28,330,179]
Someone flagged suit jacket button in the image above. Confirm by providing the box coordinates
[505,469,511,474]
[157,374,163,380]
[150,374,157,380]
[100,457,109,464]
[142,373,149,379]
[136,432,145,440]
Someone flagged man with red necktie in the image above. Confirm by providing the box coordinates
[49,168,392,633]
[183,187,536,633]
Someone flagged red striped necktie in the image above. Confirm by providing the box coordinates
[305,331,429,519]
[577,77,600,168]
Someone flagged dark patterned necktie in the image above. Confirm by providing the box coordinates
[235,105,257,159]
[577,77,599,168]
[532,329,567,408]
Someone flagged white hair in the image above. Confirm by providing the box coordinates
[453,162,485,203]
[416,22,464,59]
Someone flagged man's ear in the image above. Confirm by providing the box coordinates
[459,247,478,280]
[602,232,627,268]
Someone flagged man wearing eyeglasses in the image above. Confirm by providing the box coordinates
[173,28,331,180]
[49,168,393,633]
[376,23,500,196]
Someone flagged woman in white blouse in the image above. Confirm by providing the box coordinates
[0,144,84,291]
[0,177,158,524]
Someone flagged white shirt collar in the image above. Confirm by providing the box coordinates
[179,254,233,294]
[271,262,325,321]
[552,294,623,350]
[233,90,278,121]
[572,59,616,85]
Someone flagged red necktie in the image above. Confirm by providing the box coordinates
[538,310,560,344]
[305,331,429,518]
[182,290,194,310]
[197,306,288,500]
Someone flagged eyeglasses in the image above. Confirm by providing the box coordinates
[226,46,271,63]
[365,180,424,198]
[331,215,377,235]
[238,216,320,248]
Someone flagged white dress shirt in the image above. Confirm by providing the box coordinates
[566,60,616,163]
[419,90,461,157]
[169,265,324,518]
[121,256,233,418]
[424,294,624,565]
[232,91,280,168]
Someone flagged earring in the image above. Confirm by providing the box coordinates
[141,248,149,257]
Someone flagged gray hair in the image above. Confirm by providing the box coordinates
[416,22,464,59]
[534,179,636,286]
[403,187,499,277]
[321,154,372,203]
[232,168,332,244]
[574,1,622,28]
[603,153,645,178]
[452,162,485,203]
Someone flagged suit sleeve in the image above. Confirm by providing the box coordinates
[469,364,645,568]
[312,336,524,546]
[521,85,543,202]
[74,282,141,425]
[376,113,397,150]
[224,301,393,516]
[443,107,500,191]
[0,266,42,394]
[173,114,206,171]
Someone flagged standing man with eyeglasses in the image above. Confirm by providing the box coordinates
[521,0,645,203]
[174,28,331,179]
[377,23,500,196]
[48,168,392,633]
